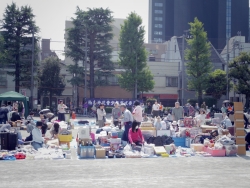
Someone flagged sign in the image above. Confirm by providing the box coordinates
[85,98,142,107]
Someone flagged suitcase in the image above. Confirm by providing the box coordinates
[0,132,9,150]
[8,133,18,150]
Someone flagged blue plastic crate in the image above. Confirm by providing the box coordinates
[172,137,186,147]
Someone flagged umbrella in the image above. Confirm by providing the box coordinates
[223,100,230,103]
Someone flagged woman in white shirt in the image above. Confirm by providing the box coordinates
[97,103,106,128]
[57,100,67,121]
[195,109,206,127]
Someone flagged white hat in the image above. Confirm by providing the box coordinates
[172,121,177,126]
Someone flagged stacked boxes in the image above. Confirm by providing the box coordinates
[234,102,246,155]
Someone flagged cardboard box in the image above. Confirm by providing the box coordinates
[236,138,246,145]
[191,144,204,152]
[95,148,106,158]
[109,138,121,144]
[237,146,246,155]
[235,129,245,136]
[140,127,156,131]
[154,146,166,154]
[157,130,170,136]
[234,102,243,111]
[234,113,243,120]
[234,122,244,128]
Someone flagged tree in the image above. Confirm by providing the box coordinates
[205,69,227,100]
[0,2,39,92]
[185,17,212,105]
[66,7,114,98]
[229,52,250,108]
[119,12,153,98]
[118,67,155,96]
[38,56,65,108]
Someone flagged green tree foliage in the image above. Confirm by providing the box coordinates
[229,52,250,108]
[66,7,114,98]
[0,2,39,92]
[185,17,212,105]
[118,12,154,97]
[205,69,227,100]
[38,56,65,108]
[0,35,7,65]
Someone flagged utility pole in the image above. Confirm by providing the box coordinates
[84,29,87,100]
[181,34,185,106]
[135,52,137,99]
[30,29,34,110]
[226,37,229,100]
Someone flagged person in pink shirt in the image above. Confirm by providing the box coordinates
[132,100,143,126]
[128,121,145,146]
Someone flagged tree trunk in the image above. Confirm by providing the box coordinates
[49,91,52,110]
[15,53,20,92]
[89,36,95,98]
[198,90,203,106]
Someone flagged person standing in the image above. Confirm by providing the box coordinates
[221,104,226,115]
[112,102,122,128]
[159,102,164,117]
[147,102,152,115]
[132,100,143,126]
[201,102,207,111]
[172,102,184,121]
[97,103,106,128]
[188,104,195,117]
[83,101,88,115]
[57,100,67,121]
[183,104,189,117]
[0,104,8,124]
[152,101,160,118]
[6,102,12,112]
[120,104,133,143]
[195,103,200,112]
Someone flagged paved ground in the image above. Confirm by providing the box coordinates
[0,156,250,188]
[1,116,250,188]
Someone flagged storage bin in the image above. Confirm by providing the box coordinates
[172,137,186,147]
[79,145,95,159]
[191,144,204,152]
[206,147,225,157]
[58,134,72,142]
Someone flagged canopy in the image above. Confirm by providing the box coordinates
[0,91,29,118]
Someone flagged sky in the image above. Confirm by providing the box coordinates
[0,0,149,59]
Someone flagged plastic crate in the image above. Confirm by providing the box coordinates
[58,134,72,142]
[172,137,186,147]
[79,145,95,159]
[205,147,225,157]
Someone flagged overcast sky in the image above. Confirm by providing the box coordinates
[0,0,148,59]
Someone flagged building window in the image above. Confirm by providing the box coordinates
[154,24,163,28]
[155,2,163,7]
[154,38,162,43]
[166,77,178,87]
[154,10,163,14]
[108,75,118,85]
[154,31,162,35]
[155,17,163,21]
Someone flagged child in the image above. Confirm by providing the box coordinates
[142,113,149,122]
[154,116,162,130]
[31,121,44,150]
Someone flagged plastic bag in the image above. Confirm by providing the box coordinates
[217,135,234,145]
[214,142,223,149]
[123,144,132,152]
